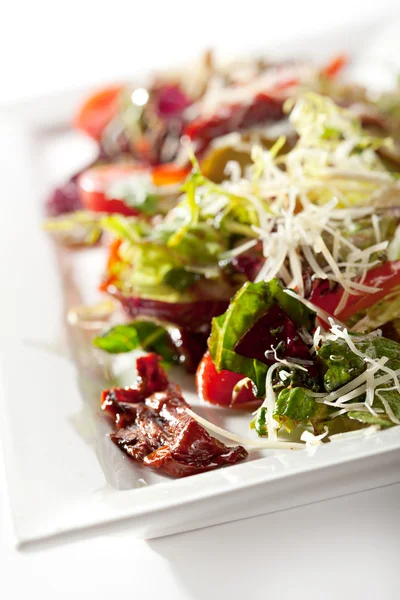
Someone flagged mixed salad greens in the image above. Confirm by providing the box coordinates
[45,51,400,452]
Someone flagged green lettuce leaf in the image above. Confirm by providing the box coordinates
[101,203,227,301]
[263,333,400,435]
[100,214,148,244]
[43,211,103,246]
[163,222,225,265]
[121,242,195,302]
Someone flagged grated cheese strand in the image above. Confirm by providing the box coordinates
[283,289,346,328]
[263,362,282,441]
[185,409,304,450]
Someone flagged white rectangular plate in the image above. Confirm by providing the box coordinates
[2,25,400,548]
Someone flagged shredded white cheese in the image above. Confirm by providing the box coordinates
[202,93,398,303]
[300,426,329,446]
[185,408,304,450]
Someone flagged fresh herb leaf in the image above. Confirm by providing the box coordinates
[125,193,158,215]
[254,407,268,436]
[273,387,329,432]
[317,338,365,392]
[347,411,393,427]
[318,335,400,392]
[208,279,318,396]
[101,215,144,244]
[208,281,273,396]
[93,321,177,363]
[208,279,317,396]
[43,211,103,246]
[268,279,315,328]
[317,335,400,427]
[162,268,199,292]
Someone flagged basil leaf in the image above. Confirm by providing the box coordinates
[162,268,199,293]
[93,321,177,363]
[347,411,393,427]
[318,336,400,392]
[273,387,330,433]
[268,279,315,329]
[208,279,319,397]
[317,339,366,392]
[254,407,268,436]
[125,193,158,215]
[208,281,273,396]
[317,335,400,427]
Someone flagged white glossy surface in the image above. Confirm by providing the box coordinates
[1,7,400,598]
[0,443,399,599]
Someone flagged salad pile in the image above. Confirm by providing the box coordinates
[45,52,400,476]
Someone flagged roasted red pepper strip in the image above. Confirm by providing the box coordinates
[74,86,122,140]
[151,164,190,186]
[184,92,285,146]
[99,239,122,292]
[310,260,400,322]
[321,54,348,79]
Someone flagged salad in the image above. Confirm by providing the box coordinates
[45,52,400,478]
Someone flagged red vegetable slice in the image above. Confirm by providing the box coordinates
[196,352,257,408]
[154,84,191,118]
[102,354,248,477]
[74,85,122,140]
[151,163,190,186]
[184,92,285,148]
[235,303,312,365]
[78,164,144,216]
[321,54,348,79]
[309,261,400,323]
[78,162,189,216]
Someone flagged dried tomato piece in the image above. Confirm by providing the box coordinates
[102,354,248,477]
[101,353,169,420]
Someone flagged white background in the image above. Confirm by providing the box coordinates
[1,0,400,104]
[1,1,400,598]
